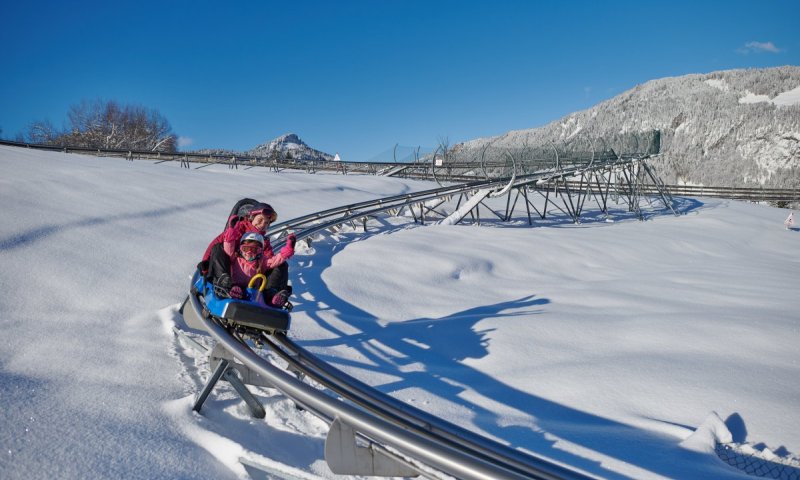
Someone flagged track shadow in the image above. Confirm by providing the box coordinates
[287,223,723,479]
[670,196,705,214]
[0,199,220,252]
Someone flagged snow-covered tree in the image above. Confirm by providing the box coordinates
[445,66,800,188]
[27,100,177,152]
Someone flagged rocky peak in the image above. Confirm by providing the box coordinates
[248,133,333,162]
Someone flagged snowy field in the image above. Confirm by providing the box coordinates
[0,145,798,479]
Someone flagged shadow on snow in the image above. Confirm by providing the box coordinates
[0,199,221,252]
[287,208,722,479]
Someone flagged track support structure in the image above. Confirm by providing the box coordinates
[324,417,419,477]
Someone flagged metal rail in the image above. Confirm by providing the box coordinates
[188,290,589,480]
[177,156,680,479]
[264,333,582,480]
[263,156,670,245]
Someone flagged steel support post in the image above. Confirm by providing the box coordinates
[223,369,266,419]
[642,161,679,216]
[598,172,612,212]
[454,193,464,211]
[561,179,579,223]
[507,189,521,222]
[193,358,229,412]
[478,200,507,221]
[575,172,589,218]
[522,188,533,225]
[541,183,552,219]
[503,188,514,221]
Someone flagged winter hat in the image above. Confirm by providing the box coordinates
[249,203,277,222]
[240,232,265,247]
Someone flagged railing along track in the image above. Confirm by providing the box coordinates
[2,139,796,202]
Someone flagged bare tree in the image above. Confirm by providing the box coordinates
[436,136,450,165]
[27,119,59,144]
[28,99,177,152]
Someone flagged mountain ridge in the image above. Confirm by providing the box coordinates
[452,66,800,187]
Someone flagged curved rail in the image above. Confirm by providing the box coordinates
[264,155,642,243]
[182,156,677,479]
[188,286,589,480]
[264,333,583,479]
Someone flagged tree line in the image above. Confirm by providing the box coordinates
[25,100,177,152]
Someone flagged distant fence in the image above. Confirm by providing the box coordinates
[554,181,799,203]
[0,138,336,171]
[656,185,799,202]
[1,139,797,203]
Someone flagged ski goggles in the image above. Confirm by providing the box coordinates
[240,243,264,256]
[250,207,277,222]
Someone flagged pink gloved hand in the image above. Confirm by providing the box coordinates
[222,222,246,242]
[279,234,296,258]
[270,289,290,308]
[279,243,294,259]
[229,286,244,299]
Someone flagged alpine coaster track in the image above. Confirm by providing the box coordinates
[176,155,677,480]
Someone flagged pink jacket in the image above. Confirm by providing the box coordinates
[201,215,263,266]
[228,239,294,287]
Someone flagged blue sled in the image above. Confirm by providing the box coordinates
[192,273,291,335]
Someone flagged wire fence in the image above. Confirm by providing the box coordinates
[716,442,800,480]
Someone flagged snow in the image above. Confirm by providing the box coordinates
[681,412,733,454]
[560,116,582,140]
[737,131,800,179]
[705,79,730,92]
[739,91,773,104]
[739,86,800,106]
[1,145,799,479]
[773,86,800,106]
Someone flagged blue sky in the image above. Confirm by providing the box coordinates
[2,0,798,161]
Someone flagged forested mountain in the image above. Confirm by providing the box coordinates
[454,66,800,187]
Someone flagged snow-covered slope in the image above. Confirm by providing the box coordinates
[0,145,798,479]
[454,66,800,188]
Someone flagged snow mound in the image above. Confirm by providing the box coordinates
[681,412,733,453]
[739,85,800,107]
[682,412,800,479]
